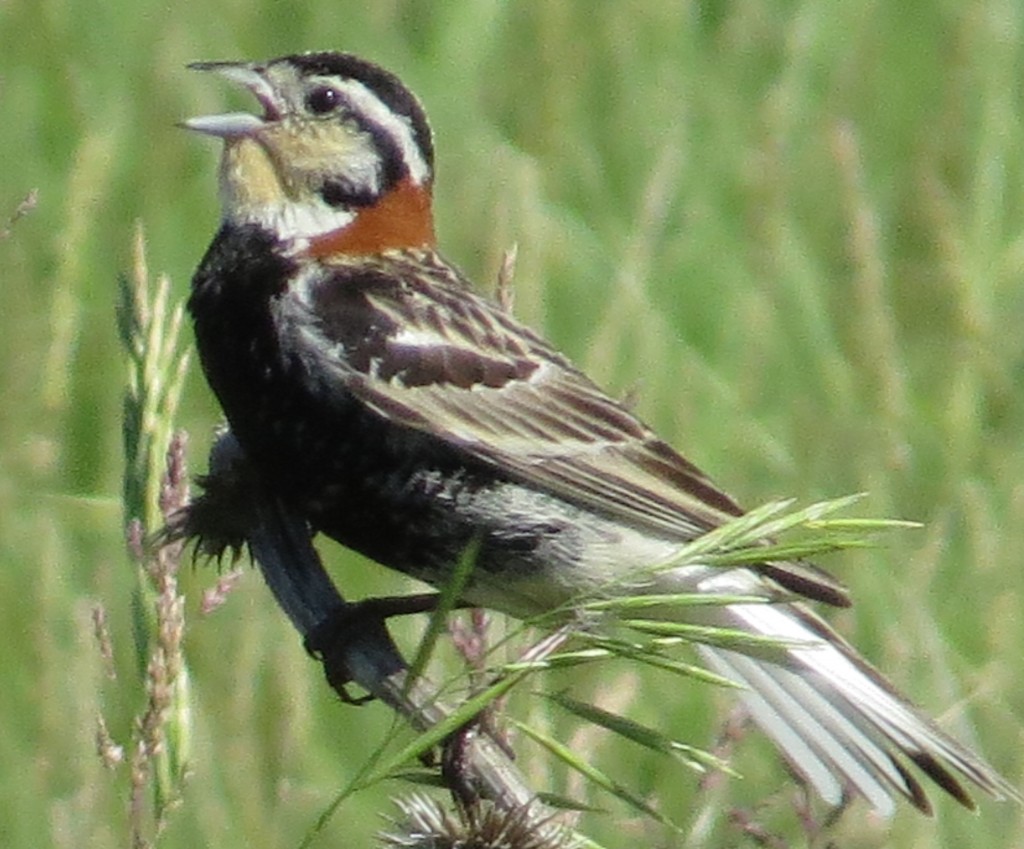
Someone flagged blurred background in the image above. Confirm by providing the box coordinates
[2,2,1022,846]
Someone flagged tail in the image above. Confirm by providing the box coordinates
[682,574,1019,814]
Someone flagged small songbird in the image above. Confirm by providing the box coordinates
[183,52,1018,815]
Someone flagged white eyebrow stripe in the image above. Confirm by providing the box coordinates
[327,77,432,187]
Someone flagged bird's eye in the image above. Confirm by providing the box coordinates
[305,86,341,115]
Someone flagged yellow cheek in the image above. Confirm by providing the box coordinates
[218,137,290,212]
[215,122,374,218]
[285,122,362,162]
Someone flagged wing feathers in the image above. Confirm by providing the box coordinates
[290,251,1017,813]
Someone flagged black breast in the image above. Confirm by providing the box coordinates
[187,224,506,574]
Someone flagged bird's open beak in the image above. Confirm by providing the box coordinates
[181,61,282,138]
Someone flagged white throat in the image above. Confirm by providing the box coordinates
[223,196,356,246]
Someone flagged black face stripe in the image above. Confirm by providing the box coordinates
[319,176,378,208]
[340,101,407,191]
[283,52,434,173]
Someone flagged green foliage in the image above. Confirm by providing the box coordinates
[117,227,192,838]
[2,2,1022,847]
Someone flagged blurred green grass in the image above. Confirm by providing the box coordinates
[2,2,1022,846]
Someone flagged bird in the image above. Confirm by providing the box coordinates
[183,51,1018,816]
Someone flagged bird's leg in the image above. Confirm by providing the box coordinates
[302,593,472,702]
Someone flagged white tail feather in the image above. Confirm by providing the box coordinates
[656,568,1020,813]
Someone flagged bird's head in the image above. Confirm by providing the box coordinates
[184,52,435,255]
